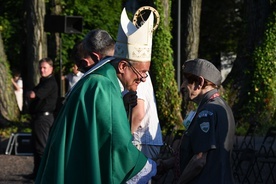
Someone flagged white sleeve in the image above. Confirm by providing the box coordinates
[126,159,157,184]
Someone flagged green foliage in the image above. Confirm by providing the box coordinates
[0,114,31,138]
[0,56,20,122]
[0,124,31,138]
[48,0,122,74]
[0,1,24,70]
[151,0,182,134]
[249,11,276,132]
[199,0,242,59]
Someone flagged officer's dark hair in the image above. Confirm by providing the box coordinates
[83,29,115,58]
[183,73,217,89]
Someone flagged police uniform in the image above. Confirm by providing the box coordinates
[179,89,235,183]
[29,74,58,176]
[179,59,236,183]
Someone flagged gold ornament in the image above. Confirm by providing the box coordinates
[133,6,160,31]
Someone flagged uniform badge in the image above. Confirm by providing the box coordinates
[198,110,213,118]
[200,122,210,133]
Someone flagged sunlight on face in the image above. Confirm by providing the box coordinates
[39,61,53,78]
[125,61,150,91]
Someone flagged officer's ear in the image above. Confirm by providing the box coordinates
[198,76,205,89]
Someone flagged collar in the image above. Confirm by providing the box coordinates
[41,74,53,81]
[74,71,83,77]
[117,78,125,93]
[198,89,219,109]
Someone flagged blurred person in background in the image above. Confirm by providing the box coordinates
[11,69,23,111]
[62,64,84,92]
[25,58,58,180]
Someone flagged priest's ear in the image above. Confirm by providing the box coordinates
[117,60,129,74]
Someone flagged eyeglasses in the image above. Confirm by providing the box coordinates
[126,61,148,81]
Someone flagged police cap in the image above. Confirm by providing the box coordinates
[183,58,222,86]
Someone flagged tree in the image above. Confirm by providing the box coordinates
[181,0,202,60]
[224,0,275,134]
[199,0,242,65]
[249,10,276,131]
[24,0,48,91]
[0,1,25,70]
[151,0,183,132]
[174,0,202,118]
[0,33,20,125]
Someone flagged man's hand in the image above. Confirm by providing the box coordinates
[123,91,137,111]
[27,91,36,99]
[177,152,207,184]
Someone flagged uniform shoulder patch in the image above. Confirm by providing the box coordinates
[200,122,210,133]
[198,110,213,118]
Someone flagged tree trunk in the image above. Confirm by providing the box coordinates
[25,0,48,90]
[177,0,202,118]
[0,33,20,124]
[182,0,202,61]
[224,0,271,121]
[48,0,64,96]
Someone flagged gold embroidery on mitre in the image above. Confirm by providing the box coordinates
[114,8,155,62]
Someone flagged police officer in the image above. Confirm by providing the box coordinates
[27,58,58,179]
[157,58,235,184]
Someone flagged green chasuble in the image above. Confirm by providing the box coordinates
[35,63,147,184]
